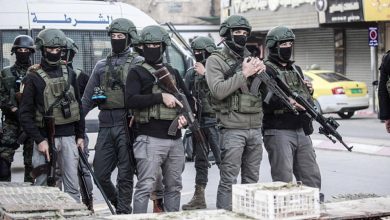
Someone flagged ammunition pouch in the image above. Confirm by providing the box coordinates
[99,52,139,110]
[214,92,262,114]
[34,65,80,127]
[135,84,178,124]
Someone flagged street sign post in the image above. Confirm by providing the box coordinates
[369,27,378,47]
[369,27,378,112]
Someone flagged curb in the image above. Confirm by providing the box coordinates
[312,138,390,157]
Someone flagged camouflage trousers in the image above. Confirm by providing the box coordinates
[0,119,34,182]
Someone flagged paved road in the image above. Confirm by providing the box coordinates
[9,110,390,214]
[10,147,390,214]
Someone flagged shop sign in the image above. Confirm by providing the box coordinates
[317,0,364,23]
[363,0,390,21]
[230,0,315,14]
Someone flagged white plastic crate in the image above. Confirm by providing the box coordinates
[232,181,320,220]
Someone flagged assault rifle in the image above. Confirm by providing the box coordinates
[77,159,93,211]
[250,70,299,115]
[277,77,353,151]
[44,115,57,186]
[153,66,210,167]
[251,71,353,152]
[124,112,137,175]
[78,147,116,214]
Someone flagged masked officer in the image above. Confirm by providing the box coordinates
[125,25,190,213]
[182,36,221,210]
[261,26,321,192]
[19,29,85,201]
[379,51,390,133]
[81,18,142,214]
[205,15,265,210]
[0,35,35,183]
[61,37,94,211]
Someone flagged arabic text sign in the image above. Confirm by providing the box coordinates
[30,12,113,28]
[230,0,315,13]
[363,0,390,21]
[368,27,378,47]
[317,0,364,24]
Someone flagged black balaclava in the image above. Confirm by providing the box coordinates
[15,51,31,66]
[194,50,211,64]
[111,35,130,54]
[43,48,62,66]
[225,29,248,57]
[269,41,293,63]
[143,44,165,64]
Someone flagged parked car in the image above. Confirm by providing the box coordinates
[303,70,369,119]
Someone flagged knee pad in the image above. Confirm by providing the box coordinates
[0,159,11,179]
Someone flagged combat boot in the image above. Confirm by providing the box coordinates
[182,184,206,210]
[153,198,164,213]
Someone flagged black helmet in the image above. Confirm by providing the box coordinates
[11,35,35,53]
[219,15,252,37]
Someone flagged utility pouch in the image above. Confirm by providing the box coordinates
[61,100,71,119]
[238,93,262,114]
[301,114,314,135]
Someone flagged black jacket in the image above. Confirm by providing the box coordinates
[262,57,309,130]
[379,52,390,120]
[125,63,192,139]
[19,59,85,145]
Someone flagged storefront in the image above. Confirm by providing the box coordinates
[317,0,378,95]
[221,0,335,70]
[220,0,390,96]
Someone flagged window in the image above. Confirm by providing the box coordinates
[165,44,186,78]
[317,72,352,82]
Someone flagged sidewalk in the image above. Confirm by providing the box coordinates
[311,134,390,157]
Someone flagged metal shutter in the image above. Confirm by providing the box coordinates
[293,28,335,71]
[345,29,372,94]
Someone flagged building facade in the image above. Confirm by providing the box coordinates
[221,0,390,96]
